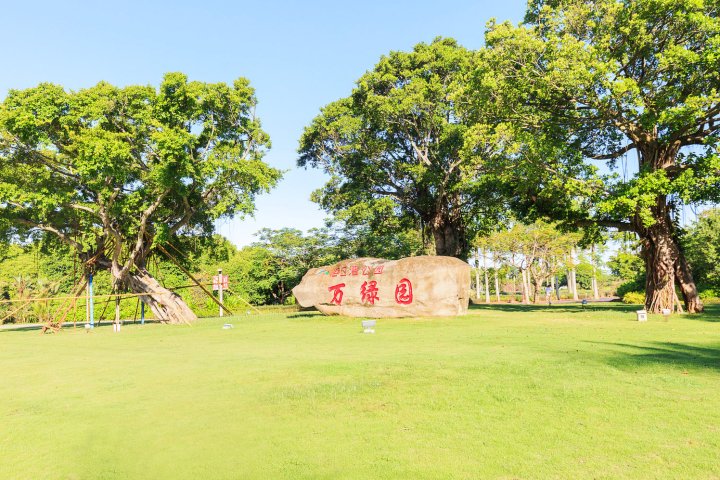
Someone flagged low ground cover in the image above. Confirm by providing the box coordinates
[1,304,718,479]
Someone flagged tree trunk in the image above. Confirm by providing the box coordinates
[483,249,490,303]
[637,200,703,314]
[591,245,600,300]
[520,269,530,304]
[640,229,705,314]
[570,269,578,300]
[474,249,481,300]
[430,212,466,258]
[533,278,542,304]
[569,248,579,301]
[641,223,677,313]
[125,268,198,324]
[510,274,516,303]
[494,269,501,302]
[631,145,704,313]
[675,252,703,313]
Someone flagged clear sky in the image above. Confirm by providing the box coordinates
[0,0,527,247]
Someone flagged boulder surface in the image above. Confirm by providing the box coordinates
[292,256,470,317]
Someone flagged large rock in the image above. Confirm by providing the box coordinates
[292,256,470,318]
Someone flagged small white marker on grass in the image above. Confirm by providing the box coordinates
[361,320,376,334]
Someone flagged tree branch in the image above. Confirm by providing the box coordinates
[587,142,636,160]
[121,189,171,276]
[575,219,635,232]
[14,218,83,251]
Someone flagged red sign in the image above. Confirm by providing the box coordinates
[213,275,229,291]
[328,283,346,305]
[395,278,413,305]
[360,280,380,305]
[331,264,385,277]
[324,268,412,307]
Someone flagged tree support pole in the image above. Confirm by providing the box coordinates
[89,274,94,328]
[156,244,233,316]
[218,268,224,318]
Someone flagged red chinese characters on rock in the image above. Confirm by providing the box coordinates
[328,283,346,305]
[331,265,385,277]
[394,278,413,305]
[360,280,380,305]
[326,266,408,308]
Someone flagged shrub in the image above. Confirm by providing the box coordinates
[616,279,644,298]
[698,288,718,301]
[622,291,645,304]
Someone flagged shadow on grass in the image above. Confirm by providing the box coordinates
[469,302,720,322]
[0,319,162,334]
[694,304,720,322]
[287,313,323,319]
[591,341,720,371]
[468,302,638,315]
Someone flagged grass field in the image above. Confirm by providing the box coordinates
[1,303,719,479]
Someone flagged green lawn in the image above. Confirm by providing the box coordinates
[1,304,719,479]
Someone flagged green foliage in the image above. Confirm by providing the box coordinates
[211,228,339,306]
[468,0,720,255]
[616,279,645,299]
[622,291,645,304]
[249,228,337,304]
[486,220,580,282]
[0,73,281,287]
[0,217,429,317]
[463,0,720,311]
[326,199,426,260]
[299,38,504,257]
[698,288,718,301]
[607,249,645,297]
[607,251,645,283]
[683,208,720,290]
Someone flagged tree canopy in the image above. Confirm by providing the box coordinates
[682,208,720,293]
[469,0,720,312]
[0,72,282,322]
[298,38,504,258]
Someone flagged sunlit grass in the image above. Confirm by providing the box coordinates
[1,304,719,479]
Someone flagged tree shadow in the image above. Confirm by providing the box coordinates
[287,313,323,319]
[589,341,720,372]
[469,302,720,321]
[694,304,720,322]
[0,319,162,334]
[468,302,637,314]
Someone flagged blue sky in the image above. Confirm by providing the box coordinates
[0,0,527,247]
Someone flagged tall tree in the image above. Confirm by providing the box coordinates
[325,198,426,260]
[298,38,502,258]
[250,228,338,304]
[0,73,281,323]
[488,221,578,303]
[473,0,720,312]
